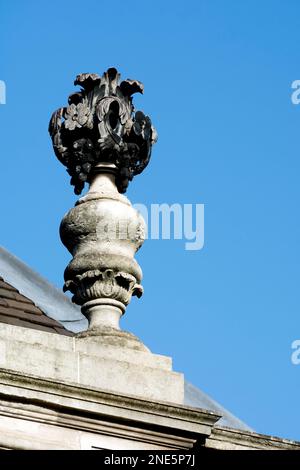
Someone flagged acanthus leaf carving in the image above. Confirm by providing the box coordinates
[48,67,157,195]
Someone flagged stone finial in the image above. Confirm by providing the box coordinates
[49,68,156,336]
[49,67,157,195]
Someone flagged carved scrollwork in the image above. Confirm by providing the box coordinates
[49,67,157,194]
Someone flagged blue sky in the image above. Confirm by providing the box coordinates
[1,0,300,441]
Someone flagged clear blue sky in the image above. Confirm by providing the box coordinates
[1,0,300,441]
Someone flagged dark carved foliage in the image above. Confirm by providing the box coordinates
[49,68,157,194]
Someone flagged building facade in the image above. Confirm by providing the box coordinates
[0,247,298,450]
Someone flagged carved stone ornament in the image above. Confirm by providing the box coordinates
[57,162,148,334]
[49,68,156,336]
[49,67,157,194]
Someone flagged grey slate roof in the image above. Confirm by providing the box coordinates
[184,381,253,431]
[0,246,88,333]
[0,244,253,432]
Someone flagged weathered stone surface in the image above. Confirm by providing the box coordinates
[60,174,144,308]
[0,368,298,450]
[76,326,150,352]
[206,426,300,450]
[49,68,157,335]
[79,354,183,403]
[0,368,219,450]
[49,68,157,334]
[1,338,78,383]
[0,323,183,404]
[59,165,147,331]
[75,334,172,370]
[0,322,74,351]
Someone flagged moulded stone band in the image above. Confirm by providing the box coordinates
[82,298,126,314]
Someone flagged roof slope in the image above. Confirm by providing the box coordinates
[184,381,253,432]
[0,276,72,336]
[0,246,87,333]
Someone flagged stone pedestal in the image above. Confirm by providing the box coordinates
[0,323,184,404]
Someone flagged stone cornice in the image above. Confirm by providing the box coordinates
[206,426,300,450]
[0,368,220,438]
[0,369,298,449]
